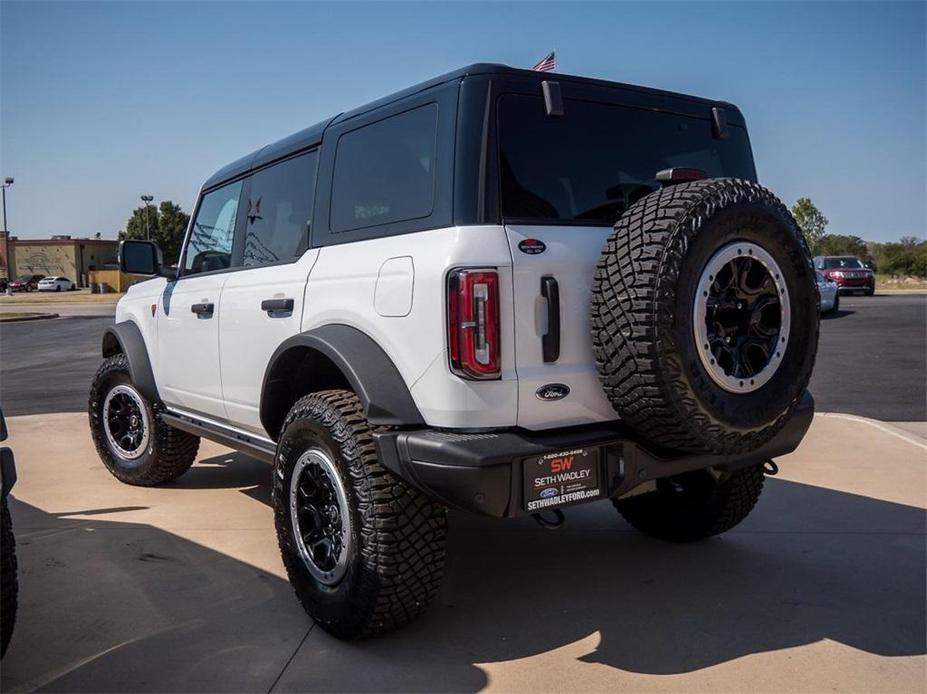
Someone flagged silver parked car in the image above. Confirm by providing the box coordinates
[816,271,839,313]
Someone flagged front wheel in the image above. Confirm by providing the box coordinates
[89,354,200,486]
[614,464,766,543]
[829,293,840,314]
[273,390,447,639]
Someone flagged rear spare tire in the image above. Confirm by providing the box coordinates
[591,178,818,455]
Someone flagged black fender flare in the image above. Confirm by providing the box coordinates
[260,324,424,437]
[101,321,159,403]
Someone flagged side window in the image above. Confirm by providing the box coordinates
[330,104,437,233]
[184,181,242,275]
[243,151,318,266]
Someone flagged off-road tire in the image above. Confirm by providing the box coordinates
[273,389,447,639]
[591,178,819,455]
[89,354,199,486]
[1,498,17,658]
[615,464,766,542]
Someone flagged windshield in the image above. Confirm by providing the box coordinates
[498,94,756,224]
[822,257,865,269]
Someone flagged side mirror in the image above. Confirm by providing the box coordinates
[119,240,175,279]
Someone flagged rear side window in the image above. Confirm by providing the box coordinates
[498,94,756,224]
[184,181,242,275]
[330,104,437,232]
[243,151,318,266]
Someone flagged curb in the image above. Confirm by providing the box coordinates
[0,312,60,323]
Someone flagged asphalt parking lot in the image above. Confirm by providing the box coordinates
[0,293,924,692]
[1,294,925,420]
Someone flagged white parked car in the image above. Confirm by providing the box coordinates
[89,64,820,640]
[816,271,839,313]
[36,276,75,292]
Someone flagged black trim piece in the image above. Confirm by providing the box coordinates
[540,276,560,362]
[161,413,276,463]
[101,322,159,403]
[261,298,294,313]
[191,302,214,316]
[541,80,563,116]
[712,106,729,140]
[260,324,425,437]
[375,391,815,518]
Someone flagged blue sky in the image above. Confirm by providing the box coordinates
[1,1,924,242]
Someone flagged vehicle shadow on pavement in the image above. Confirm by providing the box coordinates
[2,475,924,692]
[821,308,855,320]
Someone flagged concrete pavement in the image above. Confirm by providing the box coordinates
[1,412,924,692]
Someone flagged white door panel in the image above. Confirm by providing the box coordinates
[504,225,618,429]
[219,251,318,434]
[157,274,229,419]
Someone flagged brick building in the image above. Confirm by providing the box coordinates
[0,232,118,287]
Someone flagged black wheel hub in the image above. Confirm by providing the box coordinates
[106,392,146,453]
[705,256,782,379]
[294,462,344,574]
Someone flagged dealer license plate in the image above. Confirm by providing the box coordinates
[523,447,601,512]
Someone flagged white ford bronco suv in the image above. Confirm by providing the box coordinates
[90,64,818,639]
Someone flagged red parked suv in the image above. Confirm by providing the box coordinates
[813,256,875,295]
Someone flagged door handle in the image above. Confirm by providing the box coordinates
[540,276,560,363]
[191,302,214,316]
[261,298,294,313]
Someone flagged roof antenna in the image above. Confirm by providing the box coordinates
[532,51,556,72]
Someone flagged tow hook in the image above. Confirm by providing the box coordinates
[763,460,779,476]
[532,508,565,530]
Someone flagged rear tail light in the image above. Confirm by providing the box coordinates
[447,268,501,380]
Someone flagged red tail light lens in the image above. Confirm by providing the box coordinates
[447,269,501,380]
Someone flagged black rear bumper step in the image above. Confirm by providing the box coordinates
[375,391,814,518]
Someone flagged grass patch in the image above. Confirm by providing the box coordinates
[876,275,927,291]
[0,289,123,304]
[0,312,56,322]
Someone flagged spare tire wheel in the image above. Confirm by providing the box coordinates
[590,178,819,455]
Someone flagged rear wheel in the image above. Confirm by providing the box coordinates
[89,354,200,486]
[273,390,447,639]
[591,178,819,455]
[614,464,766,542]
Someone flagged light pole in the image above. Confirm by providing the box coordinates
[140,194,154,241]
[1,177,13,233]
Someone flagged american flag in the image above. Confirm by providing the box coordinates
[532,51,556,72]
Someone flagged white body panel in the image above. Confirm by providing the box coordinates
[504,225,618,429]
[304,226,518,429]
[156,273,229,419]
[218,251,319,433]
[115,223,621,436]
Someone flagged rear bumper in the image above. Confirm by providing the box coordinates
[375,391,814,518]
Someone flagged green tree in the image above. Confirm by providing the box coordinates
[118,200,189,265]
[816,234,873,265]
[155,201,190,265]
[790,197,828,253]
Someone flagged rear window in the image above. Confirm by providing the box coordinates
[498,94,756,224]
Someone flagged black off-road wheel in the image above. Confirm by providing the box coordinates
[273,389,447,639]
[615,463,766,542]
[1,498,17,658]
[89,354,200,486]
[591,178,819,455]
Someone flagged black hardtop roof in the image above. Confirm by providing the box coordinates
[202,63,742,191]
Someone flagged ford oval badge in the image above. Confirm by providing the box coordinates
[536,383,570,401]
[518,238,546,255]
